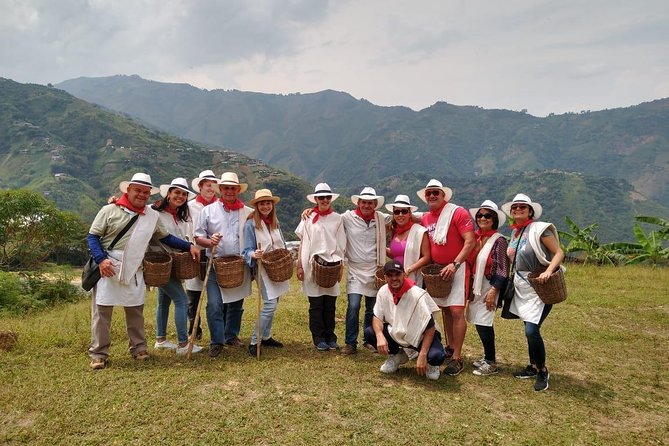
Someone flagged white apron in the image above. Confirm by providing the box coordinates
[94,249,145,307]
[510,272,545,324]
[466,280,497,326]
[430,264,466,308]
[256,221,290,300]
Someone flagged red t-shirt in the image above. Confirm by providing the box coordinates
[421,206,474,265]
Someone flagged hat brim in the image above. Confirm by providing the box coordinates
[249,195,281,206]
[351,195,384,209]
[160,184,196,201]
[307,193,340,204]
[469,207,507,227]
[416,186,453,204]
[119,181,160,195]
[385,203,418,213]
[218,181,248,193]
[501,201,543,220]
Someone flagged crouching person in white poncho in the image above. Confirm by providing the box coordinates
[364,261,446,380]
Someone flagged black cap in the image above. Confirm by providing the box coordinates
[383,260,404,274]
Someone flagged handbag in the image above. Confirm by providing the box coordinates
[498,225,527,320]
[81,215,139,291]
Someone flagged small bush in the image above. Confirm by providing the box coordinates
[0,271,85,314]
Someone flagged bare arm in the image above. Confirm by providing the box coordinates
[372,316,388,355]
[537,234,565,283]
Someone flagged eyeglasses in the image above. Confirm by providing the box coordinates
[316,195,332,201]
[393,209,410,215]
[475,213,494,220]
[511,204,529,211]
[425,190,442,197]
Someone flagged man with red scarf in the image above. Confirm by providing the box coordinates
[194,172,253,358]
[363,261,445,380]
[418,179,475,376]
[185,169,219,340]
[87,173,200,370]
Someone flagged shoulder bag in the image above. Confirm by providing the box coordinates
[498,225,527,320]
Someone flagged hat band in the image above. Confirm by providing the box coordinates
[202,175,217,179]
[314,189,332,194]
[131,180,153,187]
[359,193,376,197]
[393,200,411,206]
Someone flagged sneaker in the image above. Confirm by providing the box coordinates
[90,358,107,370]
[472,357,486,369]
[209,344,224,358]
[133,351,150,361]
[261,337,284,348]
[363,342,378,353]
[225,337,244,348]
[154,340,178,350]
[340,344,357,355]
[380,350,410,374]
[443,358,463,376]
[473,361,499,376]
[248,344,259,357]
[328,340,339,351]
[514,364,538,379]
[534,369,550,391]
[426,364,441,380]
[176,344,202,356]
[405,348,419,361]
[316,341,330,351]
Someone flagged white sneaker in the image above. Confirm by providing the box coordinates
[426,364,441,380]
[154,340,177,350]
[176,344,203,356]
[380,350,409,374]
[472,356,486,369]
[473,361,499,376]
[404,348,419,361]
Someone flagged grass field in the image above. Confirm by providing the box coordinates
[1,265,667,445]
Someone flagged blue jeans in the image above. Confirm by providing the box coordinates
[250,280,279,345]
[206,271,245,346]
[364,323,446,366]
[524,304,553,369]
[156,277,189,343]
[345,293,376,348]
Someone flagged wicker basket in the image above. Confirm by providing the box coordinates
[171,251,198,280]
[143,252,173,287]
[421,264,452,298]
[528,268,568,305]
[311,258,342,288]
[214,255,245,288]
[261,248,293,282]
[374,266,387,289]
[0,331,18,351]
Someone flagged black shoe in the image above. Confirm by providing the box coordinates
[248,344,259,357]
[209,344,224,358]
[443,358,463,376]
[534,369,550,391]
[514,364,538,379]
[261,337,284,348]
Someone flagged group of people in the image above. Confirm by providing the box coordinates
[86,170,564,392]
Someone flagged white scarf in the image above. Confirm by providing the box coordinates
[472,232,503,297]
[528,222,566,272]
[403,224,426,283]
[432,203,458,245]
[374,211,387,266]
[118,207,159,285]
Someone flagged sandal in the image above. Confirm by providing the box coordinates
[90,358,107,370]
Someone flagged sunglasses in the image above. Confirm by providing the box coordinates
[393,209,410,215]
[425,190,442,197]
[316,195,332,201]
[475,212,494,220]
[511,204,529,211]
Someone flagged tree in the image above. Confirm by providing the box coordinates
[0,189,86,270]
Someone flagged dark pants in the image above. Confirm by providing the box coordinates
[364,324,446,366]
[186,289,203,339]
[524,304,553,369]
[308,295,337,345]
[475,325,496,363]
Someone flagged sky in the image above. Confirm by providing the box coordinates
[1,0,668,116]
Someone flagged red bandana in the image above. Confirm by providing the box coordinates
[510,219,533,237]
[221,198,245,212]
[312,206,333,223]
[475,229,497,243]
[164,205,179,223]
[196,195,217,206]
[115,193,145,215]
[429,202,446,218]
[261,216,273,227]
[394,221,414,236]
[355,208,375,224]
[391,278,415,305]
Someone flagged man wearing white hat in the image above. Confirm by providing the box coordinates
[417,179,475,376]
[194,172,253,358]
[185,169,219,340]
[87,173,200,370]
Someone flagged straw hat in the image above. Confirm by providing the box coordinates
[385,194,418,213]
[249,189,280,206]
[306,183,340,204]
[218,172,248,193]
[416,179,453,204]
[191,169,218,193]
[501,193,543,219]
[119,173,160,195]
[351,186,384,209]
[159,177,196,200]
[469,200,506,227]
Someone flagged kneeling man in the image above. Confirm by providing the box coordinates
[364,261,446,380]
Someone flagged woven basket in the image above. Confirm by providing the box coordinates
[312,259,342,288]
[171,251,198,280]
[528,268,568,305]
[421,264,452,298]
[0,331,18,351]
[214,255,245,288]
[374,266,387,289]
[143,252,173,287]
[261,248,293,282]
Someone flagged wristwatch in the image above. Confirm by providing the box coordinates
[453,261,462,270]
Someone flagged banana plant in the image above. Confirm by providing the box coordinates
[608,218,669,266]
[559,216,626,265]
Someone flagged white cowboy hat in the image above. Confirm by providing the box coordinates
[416,179,453,204]
[351,186,384,209]
[306,183,340,204]
[191,169,218,193]
[501,193,543,220]
[469,200,506,227]
[218,172,248,193]
[160,177,196,201]
[249,188,281,206]
[119,173,160,195]
[385,194,418,213]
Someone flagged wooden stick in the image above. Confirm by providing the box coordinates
[256,243,263,360]
[187,243,216,359]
